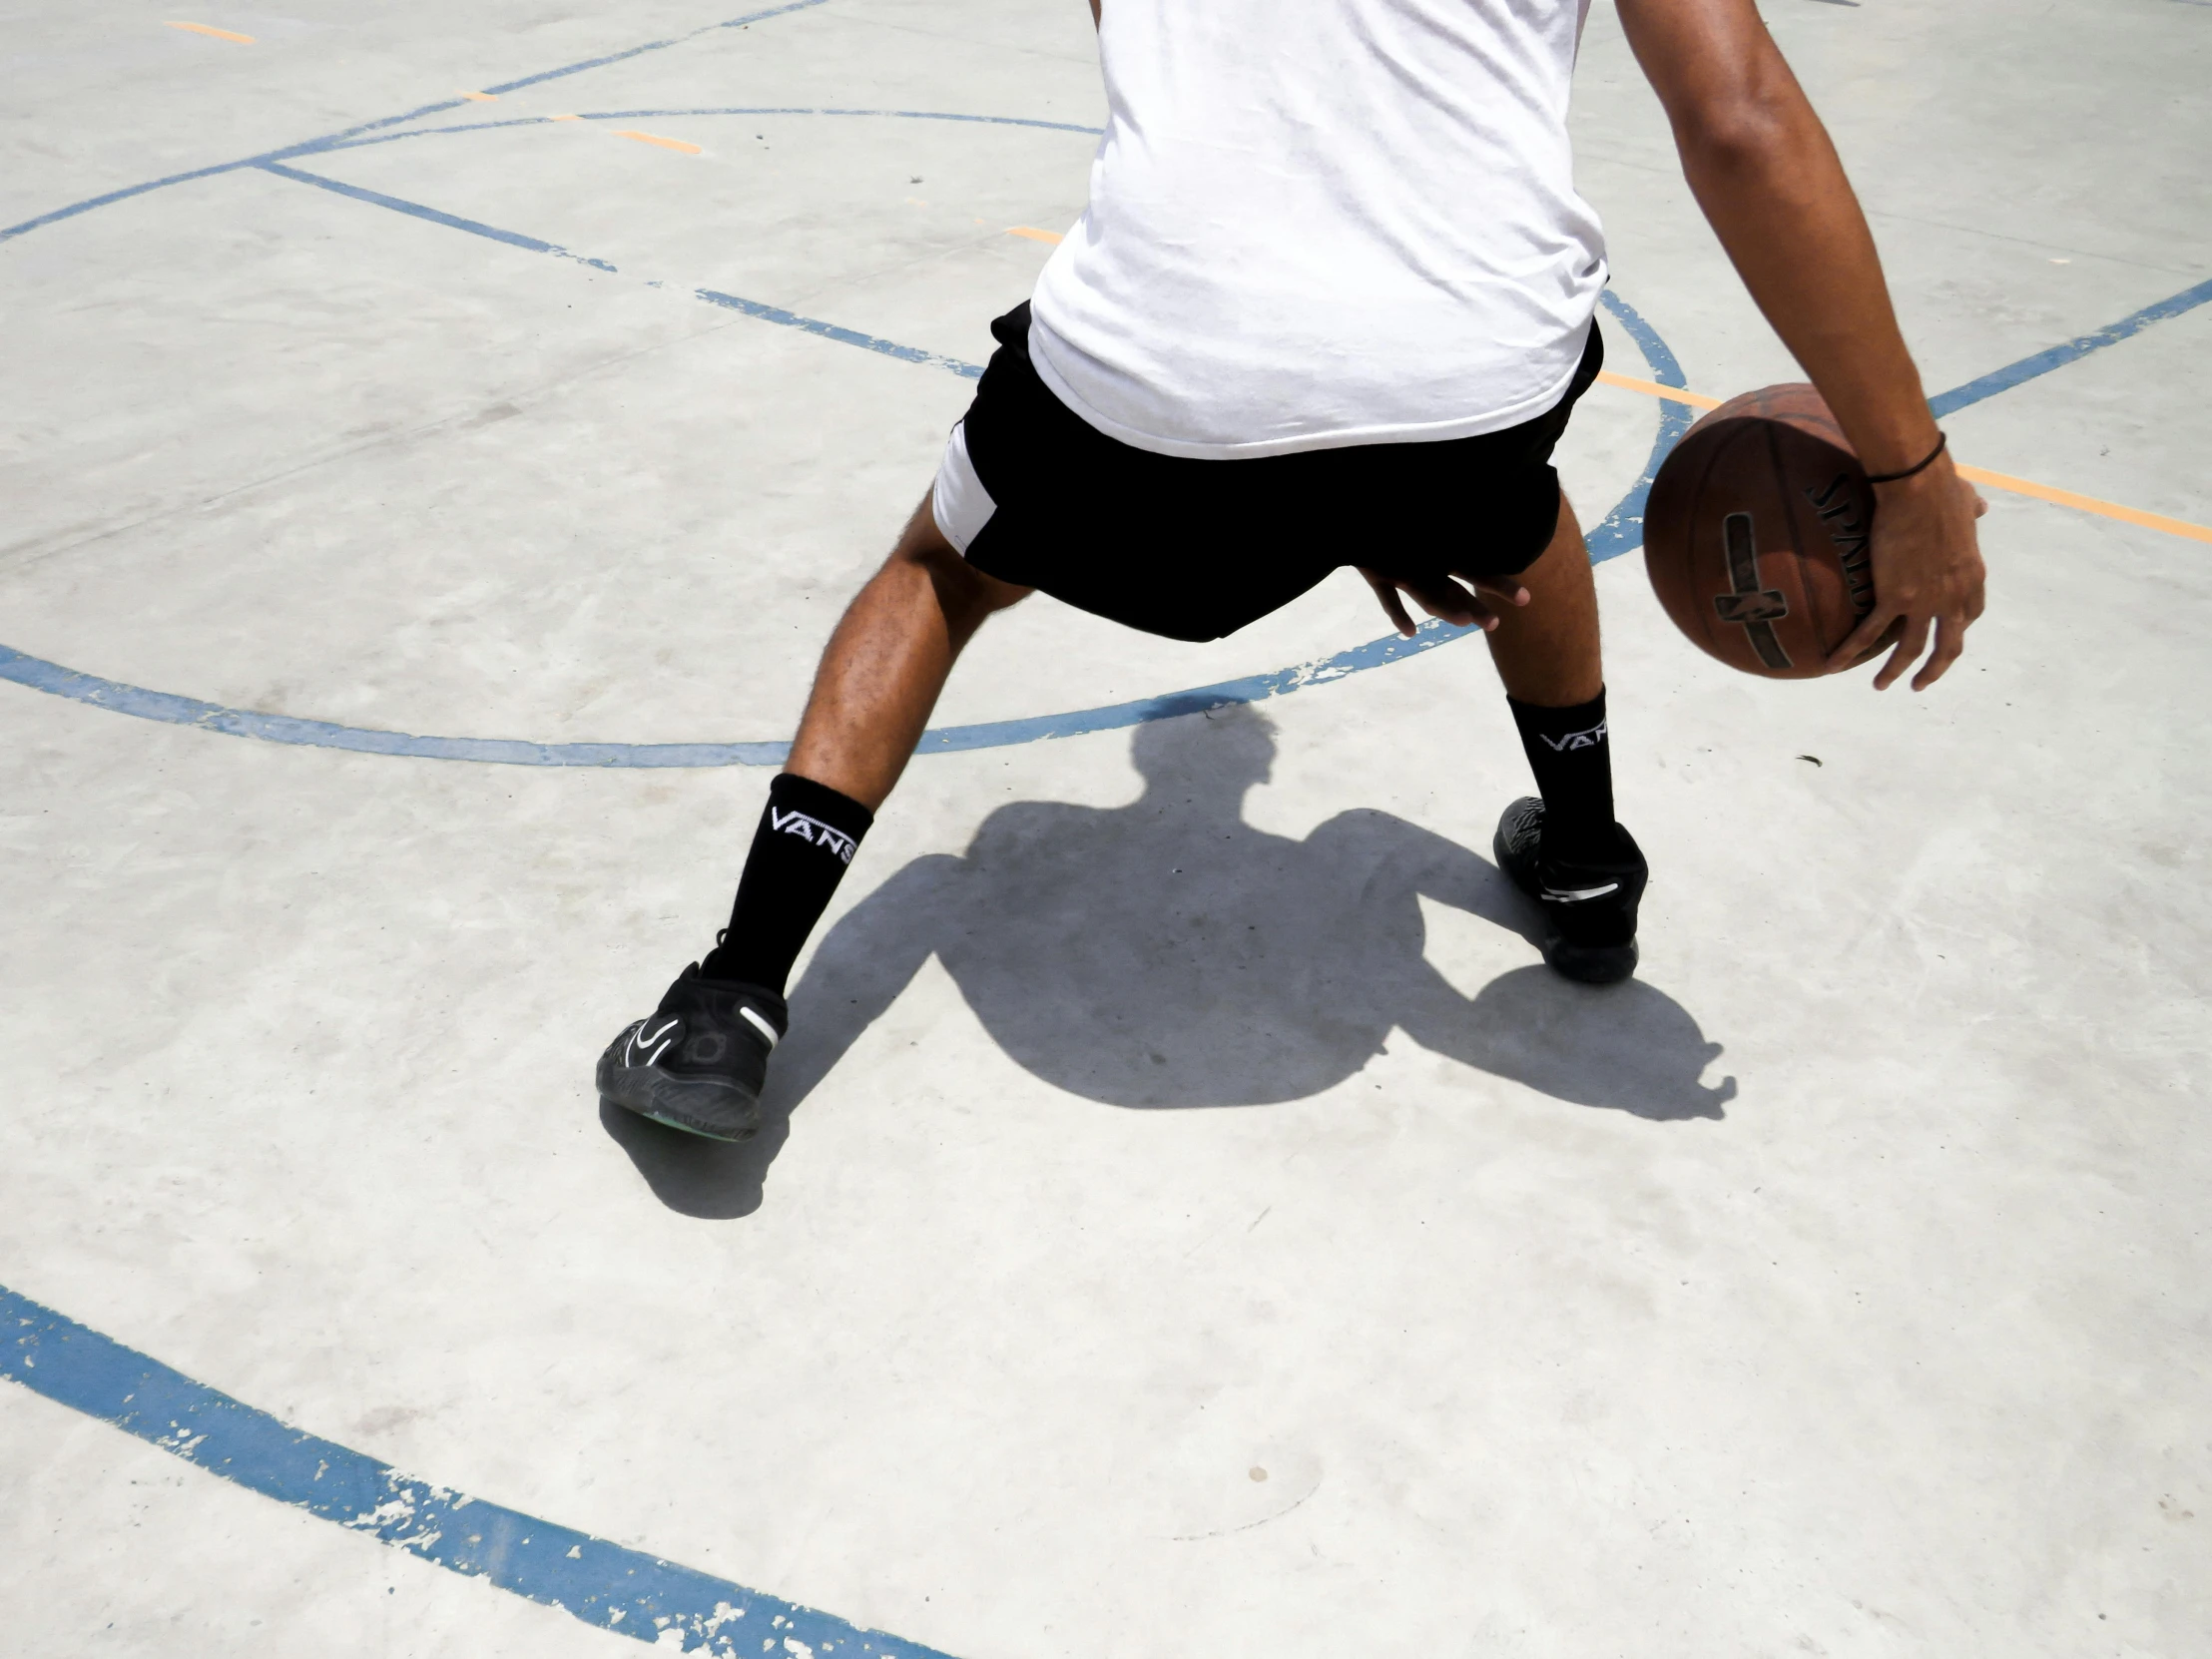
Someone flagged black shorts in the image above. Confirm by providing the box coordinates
[942,302,1604,642]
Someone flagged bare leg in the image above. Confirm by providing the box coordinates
[784,494,1032,811]
[1483,492,1602,707]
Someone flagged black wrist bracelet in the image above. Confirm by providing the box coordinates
[1866,430,1947,485]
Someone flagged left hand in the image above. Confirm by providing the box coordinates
[1359,566,1530,638]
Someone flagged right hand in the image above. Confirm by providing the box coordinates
[1359,566,1531,638]
[1827,458,1988,691]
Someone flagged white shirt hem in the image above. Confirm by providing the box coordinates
[1024,313,1595,461]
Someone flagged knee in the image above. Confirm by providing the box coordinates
[891,535,1030,634]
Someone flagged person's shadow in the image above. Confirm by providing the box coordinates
[604,707,1736,1217]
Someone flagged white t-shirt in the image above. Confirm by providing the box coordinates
[1028,0,1607,459]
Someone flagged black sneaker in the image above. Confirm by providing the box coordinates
[1493,797,1648,985]
[596,964,787,1141]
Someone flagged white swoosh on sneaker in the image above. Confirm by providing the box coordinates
[629,1017,678,1063]
[1542,881,1620,902]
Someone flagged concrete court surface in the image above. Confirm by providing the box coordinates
[1,0,2207,1654]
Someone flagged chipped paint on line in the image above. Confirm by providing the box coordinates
[0,1282,960,1659]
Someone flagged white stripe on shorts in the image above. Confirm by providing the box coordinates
[929,420,997,554]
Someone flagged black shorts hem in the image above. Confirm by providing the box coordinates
[958,303,1602,642]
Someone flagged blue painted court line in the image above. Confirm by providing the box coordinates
[250,157,992,380]
[697,288,987,378]
[578,106,1107,137]
[0,120,1685,769]
[0,283,1684,768]
[1928,275,2212,417]
[910,615,1488,754]
[311,106,1111,160]
[0,625,1490,769]
[0,649,793,767]
[0,157,259,246]
[257,162,620,272]
[1586,288,1697,566]
[255,160,983,376]
[0,8,2198,1646]
[0,1282,955,1657]
[3,0,2201,773]
[0,1,836,247]
[482,0,832,95]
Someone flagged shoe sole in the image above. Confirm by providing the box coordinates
[596,1052,761,1142]
[1542,936,1640,986]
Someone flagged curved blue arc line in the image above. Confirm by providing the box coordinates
[0,372,1674,769]
[0,77,1691,767]
[0,1281,957,1659]
[309,108,1108,160]
[0,159,253,245]
[0,635,1473,770]
[314,116,558,152]
[0,289,1686,767]
[583,106,1108,135]
[1597,285,1688,390]
[1587,288,1696,566]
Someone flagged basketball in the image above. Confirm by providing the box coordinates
[1643,383,1898,678]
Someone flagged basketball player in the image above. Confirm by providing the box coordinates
[598,0,1987,1140]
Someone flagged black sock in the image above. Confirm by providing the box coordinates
[1508,689,1616,862]
[699,774,874,993]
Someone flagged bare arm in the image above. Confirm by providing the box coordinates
[1089,0,1100,26]
[1616,0,1985,690]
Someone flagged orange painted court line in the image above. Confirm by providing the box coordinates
[165,20,255,43]
[460,91,499,103]
[1592,369,2210,545]
[613,130,702,155]
[1006,227,1063,245]
[549,114,582,122]
[1595,369,1721,409]
[1952,463,2212,545]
